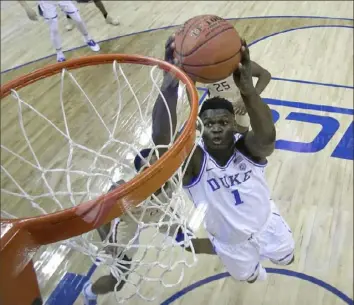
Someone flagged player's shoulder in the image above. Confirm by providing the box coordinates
[235,135,267,166]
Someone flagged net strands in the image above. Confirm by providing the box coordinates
[0,59,202,303]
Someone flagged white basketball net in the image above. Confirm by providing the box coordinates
[1,60,204,303]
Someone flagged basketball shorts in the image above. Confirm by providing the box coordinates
[210,202,295,281]
[38,1,78,19]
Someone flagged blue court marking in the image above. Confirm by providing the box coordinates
[263,98,354,115]
[2,24,352,91]
[45,264,98,305]
[160,269,354,305]
[197,89,354,115]
[46,272,90,305]
[1,15,352,74]
[39,19,353,305]
[248,24,353,47]
[198,86,209,105]
[271,77,353,90]
[247,24,354,90]
[228,16,354,22]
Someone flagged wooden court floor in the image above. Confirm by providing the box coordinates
[1,2,353,305]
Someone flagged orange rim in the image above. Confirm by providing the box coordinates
[0,54,198,246]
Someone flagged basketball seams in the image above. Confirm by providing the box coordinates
[185,71,225,82]
[180,46,241,67]
[175,25,237,58]
[185,52,241,82]
[176,16,210,61]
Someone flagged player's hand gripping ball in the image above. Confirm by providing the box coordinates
[162,35,180,87]
[232,40,256,96]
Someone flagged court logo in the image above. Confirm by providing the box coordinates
[266,98,353,161]
[198,89,353,161]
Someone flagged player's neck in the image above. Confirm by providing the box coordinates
[207,145,235,167]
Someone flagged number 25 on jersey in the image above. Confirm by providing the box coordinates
[213,81,231,92]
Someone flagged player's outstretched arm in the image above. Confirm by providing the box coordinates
[251,61,272,95]
[151,35,204,185]
[233,40,276,159]
[151,35,180,147]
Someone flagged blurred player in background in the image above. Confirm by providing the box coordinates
[205,60,271,134]
[19,1,100,62]
[65,0,119,31]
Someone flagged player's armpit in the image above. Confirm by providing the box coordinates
[185,238,216,255]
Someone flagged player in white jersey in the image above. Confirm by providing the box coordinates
[149,35,295,283]
[82,149,185,304]
[205,61,271,134]
[19,1,100,62]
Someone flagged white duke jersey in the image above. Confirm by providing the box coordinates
[205,74,241,104]
[184,135,271,244]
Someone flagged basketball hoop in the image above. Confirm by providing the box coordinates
[0,54,200,305]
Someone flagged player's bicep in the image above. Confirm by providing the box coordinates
[182,146,204,186]
[244,130,275,159]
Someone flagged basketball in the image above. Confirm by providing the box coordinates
[174,15,242,83]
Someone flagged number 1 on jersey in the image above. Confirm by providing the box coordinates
[231,189,243,205]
